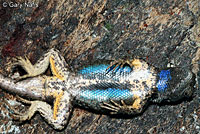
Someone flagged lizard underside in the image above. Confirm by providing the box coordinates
[0,48,196,130]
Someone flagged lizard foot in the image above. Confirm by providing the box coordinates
[101,99,136,115]
[12,56,31,68]
[16,101,50,121]
[106,59,131,73]
[12,56,36,80]
[6,97,51,121]
[106,59,146,73]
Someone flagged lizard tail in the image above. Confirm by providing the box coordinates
[0,74,47,100]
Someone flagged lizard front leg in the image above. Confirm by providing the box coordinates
[106,59,148,73]
[101,95,147,115]
[13,48,69,80]
[7,91,73,130]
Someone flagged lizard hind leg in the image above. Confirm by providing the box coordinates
[5,96,43,121]
[12,48,70,81]
[12,52,52,80]
[6,92,73,130]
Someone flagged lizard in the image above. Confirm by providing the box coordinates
[0,48,196,130]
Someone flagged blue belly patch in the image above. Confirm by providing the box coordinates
[156,70,172,92]
[79,64,110,74]
[78,64,132,80]
[79,64,132,74]
[79,88,133,102]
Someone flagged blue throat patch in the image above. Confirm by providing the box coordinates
[156,70,172,92]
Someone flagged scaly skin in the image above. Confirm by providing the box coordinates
[0,48,195,130]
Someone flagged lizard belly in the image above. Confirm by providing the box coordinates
[74,62,157,111]
[74,86,146,111]
[78,64,132,81]
[78,63,157,89]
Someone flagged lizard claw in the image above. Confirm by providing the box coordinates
[106,59,132,73]
[10,56,22,70]
[13,75,30,82]
[101,99,127,114]
[4,97,34,121]
[106,60,123,73]
[4,99,24,120]
[11,56,35,80]
[101,102,120,114]
[15,96,32,104]
[101,99,137,115]
[12,56,23,65]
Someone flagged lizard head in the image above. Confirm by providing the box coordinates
[152,67,196,103]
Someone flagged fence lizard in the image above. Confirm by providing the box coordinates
[0,48,196,130]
